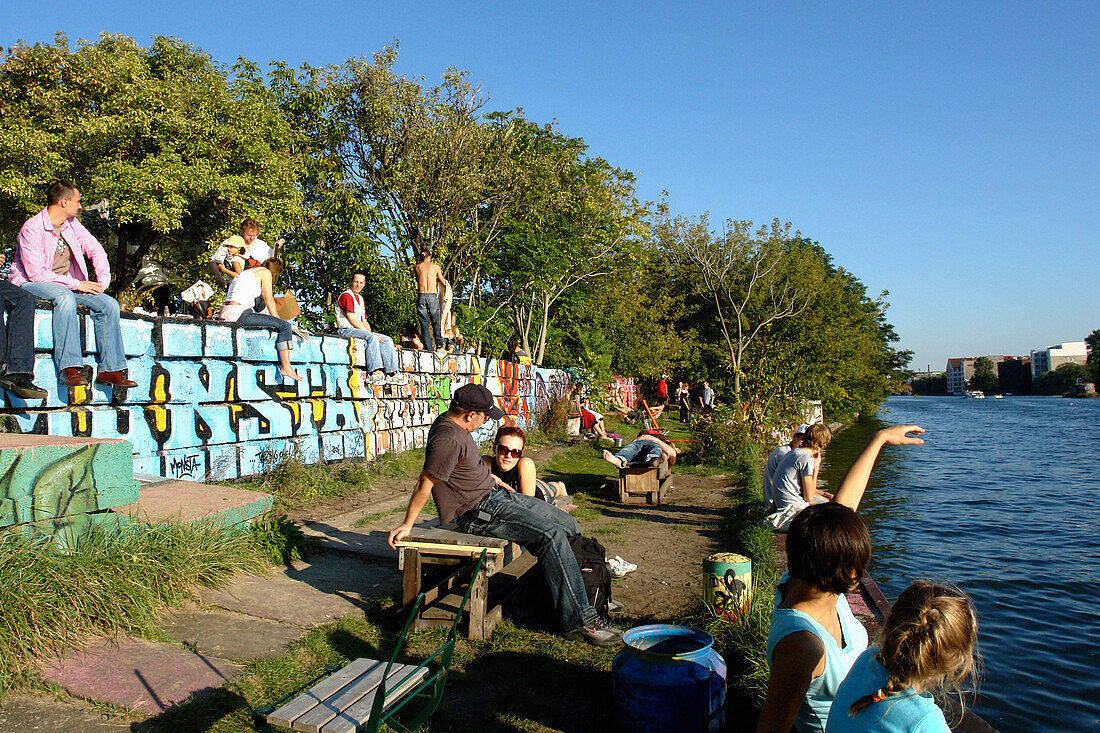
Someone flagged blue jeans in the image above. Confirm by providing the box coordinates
[237,310,293,351]
[416,293,442,351]
[20,281,127,372]
[614,439,664,466]
[338,328,398,373]
[456,487,596,631]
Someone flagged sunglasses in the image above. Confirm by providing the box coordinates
[495,446,523,458]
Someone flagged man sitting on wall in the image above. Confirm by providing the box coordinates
[11,181,137,388]
[388,383,624,647]
[335,272,398,384]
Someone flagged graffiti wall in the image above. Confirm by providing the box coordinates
[0,310,572,483]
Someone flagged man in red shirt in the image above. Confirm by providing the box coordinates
[335,272,397,383]
[657,375,669,406]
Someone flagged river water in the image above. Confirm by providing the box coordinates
[816,396,1100,732]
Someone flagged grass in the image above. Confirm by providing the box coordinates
[235,447,426,511]
[0,521,267,694]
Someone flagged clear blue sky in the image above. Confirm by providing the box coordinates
[4,1,1097,371]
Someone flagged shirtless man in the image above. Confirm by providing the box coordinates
[413,250,448,352]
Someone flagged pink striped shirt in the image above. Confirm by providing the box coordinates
[11,208,111,290]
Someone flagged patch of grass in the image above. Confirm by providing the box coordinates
[249,512,309,565]
[0,521,266,694]
[589,525,621,538]
[352,506,404,528]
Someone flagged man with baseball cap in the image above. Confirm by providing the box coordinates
[388,383,623,647]
[763,423,809,510]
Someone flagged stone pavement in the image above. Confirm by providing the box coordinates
[13,505,407,732]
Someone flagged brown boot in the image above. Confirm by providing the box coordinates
[60,367,88,387]
[95,370,138,388]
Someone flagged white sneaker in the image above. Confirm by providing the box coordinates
[614,555,638,573]
[607,557,629,579]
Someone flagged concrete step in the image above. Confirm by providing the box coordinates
[113,474,272,528]
[0,434,138,541]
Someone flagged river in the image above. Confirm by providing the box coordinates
[816,395,1100,732]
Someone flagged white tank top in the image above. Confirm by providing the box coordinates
[220,268,263,321]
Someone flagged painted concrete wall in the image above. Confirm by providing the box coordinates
[0,310,573,484]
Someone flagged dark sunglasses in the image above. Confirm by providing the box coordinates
[495,446,523,458]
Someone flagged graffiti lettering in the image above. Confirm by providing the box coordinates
[170,453,202,479]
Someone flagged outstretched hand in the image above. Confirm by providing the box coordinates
[877,424,925,446]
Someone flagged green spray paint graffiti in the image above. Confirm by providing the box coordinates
[427,375,453,416]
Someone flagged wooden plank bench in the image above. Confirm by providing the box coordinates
[618,460,672,504]
[396,523,536,641]
[256,552,486,733]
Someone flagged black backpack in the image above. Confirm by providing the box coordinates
[507,534,613,630]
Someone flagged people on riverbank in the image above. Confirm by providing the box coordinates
[826,581,978,733]
[387,383,624,648]
[764,424,809,510]
[756,424,926,733]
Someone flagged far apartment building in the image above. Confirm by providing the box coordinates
[946,355,1008,395]
[1030,341,1087,378]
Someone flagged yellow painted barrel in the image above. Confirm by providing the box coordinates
[703,552,752,619]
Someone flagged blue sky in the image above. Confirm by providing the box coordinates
[4,1,1096,371]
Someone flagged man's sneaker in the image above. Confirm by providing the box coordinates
[0,373,48,400]
[607,557,629,578]
[564,617,623,647]
[614,555,638,573]
[368,370,386,385]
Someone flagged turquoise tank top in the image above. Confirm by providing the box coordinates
[766,579,869,732]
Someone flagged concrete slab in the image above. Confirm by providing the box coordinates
[0,693,130,732]
[112,479,272,528]
[161,604,304,662]
[196,553,400,626]
[40,637,241,714]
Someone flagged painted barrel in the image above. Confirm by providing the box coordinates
[703,552,752,620]
[612,624,727,732]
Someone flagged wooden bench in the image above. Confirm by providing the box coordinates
[396,524,536,641]
[256,552,486,733]
[618,460,672,504]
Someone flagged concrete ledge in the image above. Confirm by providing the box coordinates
[113,477,273,527]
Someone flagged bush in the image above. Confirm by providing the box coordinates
[249,512,309,565]
[688,406,746,468]
[537,395,572,439]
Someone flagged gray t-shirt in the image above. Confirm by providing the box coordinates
[423,414,495,524]
[773,447,815,510]
[763,444,793,505]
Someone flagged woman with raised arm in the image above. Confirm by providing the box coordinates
[757,425,926,733]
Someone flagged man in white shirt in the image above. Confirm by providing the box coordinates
[208,218,280,287]
[763,424,807,508]
[335,272,398,383]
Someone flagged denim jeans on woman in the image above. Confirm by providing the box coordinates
[456,487,596,632]
[236,309,293,351]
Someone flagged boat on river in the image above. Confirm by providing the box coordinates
[963,390,985,399]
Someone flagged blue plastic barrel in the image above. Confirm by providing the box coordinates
[612,624,727,732]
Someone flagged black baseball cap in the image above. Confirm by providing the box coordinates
[451,383,504,419]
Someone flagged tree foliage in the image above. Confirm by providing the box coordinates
[969,357,1000,394]
[0,33,302,297]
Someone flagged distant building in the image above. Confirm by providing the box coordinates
[946,358,975,395]
[997,356,1031,394]
[1030,341,1087,378]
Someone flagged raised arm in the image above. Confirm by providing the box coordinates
[833,425,925,511]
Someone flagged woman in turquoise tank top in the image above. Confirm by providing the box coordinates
[757,425,927,733]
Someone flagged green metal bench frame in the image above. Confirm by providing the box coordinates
[255,550,486,733]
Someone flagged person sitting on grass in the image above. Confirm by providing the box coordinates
[826,580,979,733]
[771,423,834,517]
[602,430,679,469]
[217,258,301,382]
[483,425,573,509]
[756,424,926,733]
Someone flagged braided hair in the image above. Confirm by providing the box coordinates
[849,581,978,716]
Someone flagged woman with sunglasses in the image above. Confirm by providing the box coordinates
[484,426,571,506]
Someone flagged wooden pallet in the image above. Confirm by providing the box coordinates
[618,461,672,504]
[396,525,534,641]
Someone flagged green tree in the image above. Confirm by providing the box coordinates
[1032,362,1093,395]
[1085,329,1100,384]
[969,357,1000,394]
[0,33,302,297]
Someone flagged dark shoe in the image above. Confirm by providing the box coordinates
[564,617,624,648]
[60,367,88,387]
[95,370,138,388]
[0,373,48,399]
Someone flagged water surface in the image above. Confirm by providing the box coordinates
[817,396,1100,732]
